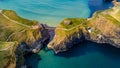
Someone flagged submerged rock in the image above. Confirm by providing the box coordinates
[48,6,120,54]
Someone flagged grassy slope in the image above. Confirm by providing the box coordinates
[60,18,87,29]
[48,5,120,53]
[89,6,120,36]
[2,10,38,26]
[0,10,41,45]
[0,10,42,68]
[52,18,87,43]
[97,6,120,27]
[52,5,120,45]
[0,42,18,68]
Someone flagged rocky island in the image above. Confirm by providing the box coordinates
[48,4,120,53]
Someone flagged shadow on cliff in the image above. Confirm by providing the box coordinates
[56,41,120,61]
[88,0,113,17]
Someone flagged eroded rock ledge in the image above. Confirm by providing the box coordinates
[48,6,120,54]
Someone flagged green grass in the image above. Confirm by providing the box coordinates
[60,18,87,29]
[102,14,120,27]
[0,13,27,41]
[115,10,120,16]
[0,10,43,68]
[2,10,38,26]
[91,28,101,36]
[0,12,36,44]
[0,10,41,45]
[0,42,13,49]
[0,41,17,68]
[54,18,87,39]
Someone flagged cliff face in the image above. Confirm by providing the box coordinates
[0,10,50,67]
[48,6,120,53]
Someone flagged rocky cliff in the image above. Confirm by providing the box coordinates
[0,10,50,68]
[48,6,120,54]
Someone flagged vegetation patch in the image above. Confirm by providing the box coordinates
[2,10,38,26]
[60,18,87,29]
[102,14,120,27]
[0,42,17,68]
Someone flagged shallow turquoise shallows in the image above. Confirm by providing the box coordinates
[1,0,120,68]
[0,0,112,26]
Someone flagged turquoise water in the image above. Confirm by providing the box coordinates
[26,41,120,68]
[1,0,120,68]
[0,0,112,26]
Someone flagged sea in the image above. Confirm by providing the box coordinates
[0,0,120,68]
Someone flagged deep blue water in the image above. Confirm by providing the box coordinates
[0,0,120,68]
